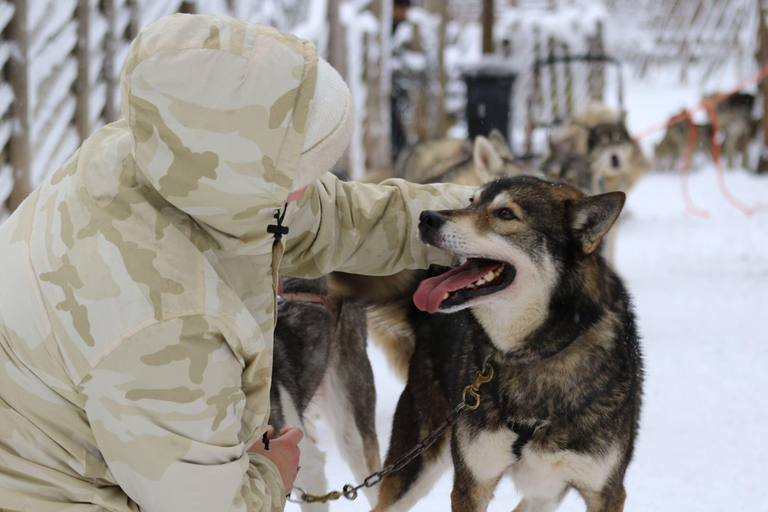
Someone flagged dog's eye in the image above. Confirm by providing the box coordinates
[469,197,474,204]
[496,208,517,221]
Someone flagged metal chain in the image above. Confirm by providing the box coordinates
[287,358,494,505]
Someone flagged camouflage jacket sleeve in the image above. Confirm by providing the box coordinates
[281,173,475,277]
[81,316,285,512]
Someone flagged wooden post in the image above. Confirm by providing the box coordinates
[179,1,196,14]
[102,0,119,122]
[588,20,605,103]
[127,0,140,40]
[410,22,428,141]
[362,0,392,174]
[525,27,542,155]
[548,36,559,122]
[426,0,448,137]
[482,0,494,54]
[562,41,573,116]
[327,0,346,78]
[7,0,32,212]
[757,0,768,174]
[75,0,91,142]
[327,0,349,170]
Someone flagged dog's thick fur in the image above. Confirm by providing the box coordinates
[653,116,714,170]
[363,130,526,186]
[332,177,643,511]
[547,105,649,194]
[270,277,380,511]
[540,150,597,195]
[715,92,757,169]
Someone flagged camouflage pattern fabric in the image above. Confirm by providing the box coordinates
[0,13,472,512]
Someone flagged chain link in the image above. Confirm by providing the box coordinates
[287,359,493,505]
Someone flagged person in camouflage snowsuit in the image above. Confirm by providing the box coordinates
[0,13,472,512]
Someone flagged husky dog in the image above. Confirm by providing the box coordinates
[269,277,380,511]
[362,130,526,186]
[336,177,643,512]
[548,105,649,194]
[354,132,527,378]
[653,114,714,170]
[539,150,598,195]
[713,92,756,169]
[546,106,648,263]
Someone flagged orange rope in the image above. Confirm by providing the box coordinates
[679,120,710,218]
[631,61,768,217]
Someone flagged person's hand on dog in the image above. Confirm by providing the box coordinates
[248,426,303,493]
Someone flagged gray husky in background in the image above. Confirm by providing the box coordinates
[547,105,649,194]
[332,177,643,512]
[270,277,380,511]
[654,92,758,170]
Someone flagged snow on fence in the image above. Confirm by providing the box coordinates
[1,0,183,218]
[606,0,758,87]
[1,0,384,218]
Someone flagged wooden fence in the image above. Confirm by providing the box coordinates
[0,0,192,215]
[606,0,756,84]
[0,0,392,217]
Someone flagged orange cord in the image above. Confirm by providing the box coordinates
[631,61,768,217]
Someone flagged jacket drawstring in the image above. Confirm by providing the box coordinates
[267,204,290,245]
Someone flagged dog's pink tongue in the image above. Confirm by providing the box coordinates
[413,260,500,313]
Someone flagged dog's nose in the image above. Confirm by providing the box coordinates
[419,210,445,233]
[611,154,620,168]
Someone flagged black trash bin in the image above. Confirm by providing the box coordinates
[463,65,516,147]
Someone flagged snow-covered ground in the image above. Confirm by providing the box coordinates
[290,168,768,512]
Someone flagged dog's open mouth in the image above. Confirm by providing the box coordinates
[413,258,516,313]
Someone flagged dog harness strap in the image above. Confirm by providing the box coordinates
[276,276,342,314]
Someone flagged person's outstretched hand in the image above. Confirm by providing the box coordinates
[248,426,303,494]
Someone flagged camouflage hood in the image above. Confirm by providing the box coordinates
[121,14,318,242]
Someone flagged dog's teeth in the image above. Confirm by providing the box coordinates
[476,278,487,285]
[443,292,450,300]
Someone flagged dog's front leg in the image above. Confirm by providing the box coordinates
[450,432,504,512]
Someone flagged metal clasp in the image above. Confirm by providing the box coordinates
[462,361,494,410]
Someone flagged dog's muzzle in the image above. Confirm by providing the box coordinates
[419,210,445,242]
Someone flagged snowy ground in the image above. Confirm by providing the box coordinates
[288,167,768,512]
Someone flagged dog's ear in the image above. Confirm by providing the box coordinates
[474,135,504,178]
[488,129,513,159]
[549,124,589,155]
[567,192,626,255]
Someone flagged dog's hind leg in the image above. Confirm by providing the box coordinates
[324,306,382,507]
[276,385,329,512]
[294,426,330,512]
[373,384,452,512]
